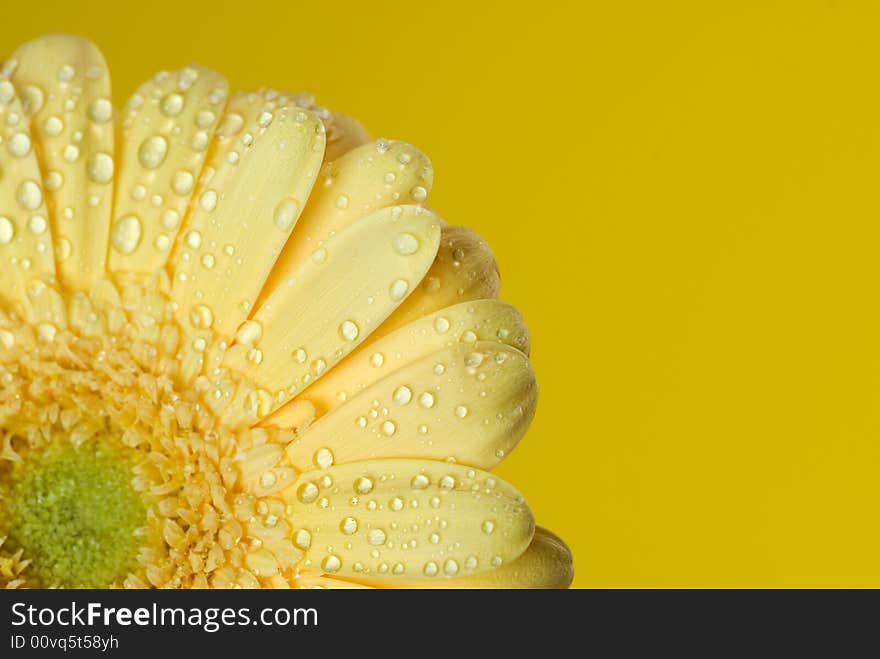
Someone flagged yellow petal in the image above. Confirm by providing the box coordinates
[282,459,534,581]
[376,224,500,337]
[263,299,529,425]
[284,341,536,470]
[261,139,433,303]
[108,65,228,275]
[351,526,574,589]
[223,205,440,413]
[170,97,325,338]
[324,112,371,162]
[0,76,56,308]
[9,35,114,292]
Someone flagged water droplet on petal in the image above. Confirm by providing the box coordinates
[16,180,42,211]
[161,93,184,116]
[111,215,142,255]
[340,517,358,535]
[389,279,409,301]
[297,482,319,503]
[322,555,342,573]
[393,386,413,405]
[394,232,420,255]
[138,135,168,169]
[87,152,114,184]
[7,132,31,157]
[354,477,374,494]
[368,529,387,546]
[339,320,359,342]
[273,198,300,231]
[0,217,14,244]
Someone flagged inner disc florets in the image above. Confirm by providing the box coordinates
[0,437,146,587]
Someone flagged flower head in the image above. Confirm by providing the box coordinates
[0,34,572,588]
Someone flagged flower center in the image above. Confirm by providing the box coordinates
[0,437,146,588]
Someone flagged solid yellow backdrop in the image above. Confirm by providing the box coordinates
[9,0,880,587]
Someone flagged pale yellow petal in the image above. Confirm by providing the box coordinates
[282,459,534,581]
[0,76,56,308]
[222,205,440,415]
[171,98,325,338]
[324,112,371,161]
[262,300,529,425]
[376,224,500,338]
[10,35,113,291]
[350,527,573,589]
[108,65,228,274]
[284,341,536,470]
[261,139,433,303]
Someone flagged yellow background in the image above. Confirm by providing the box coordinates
[10,0,880,587]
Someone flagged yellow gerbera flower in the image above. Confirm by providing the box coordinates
[0,34,572,589]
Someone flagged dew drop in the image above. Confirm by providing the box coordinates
[482,520,495,534]
[20,85,43,115]
[455,405,469,418]
[189,304,214,329]
[444,559,459,576]
[354,477,374,494]
[186,230,203,249]
[297,482,319,504]
[111,215,142,255]
[339,320,359,342]
[311,247,327,264]
[43,115,64,136]
[411,474,430,490]
[199,189,218,212]
[161,93,184,116]
[235,320,262,345]
[434,317,450,333]
[88,152,114,184]
[335,194,349,209]
[0,217,14,244]
[292,347,307,363]
[172,171,195,195]
[315,448,334,469]
[7,132,31,157]
[381,420,397,436]
[410,185,428,202]
[138,135,168,169]
[88,98,113,124]
[57,65,75,82]
[273,198,300,231]
[196,110,215,128]
[390,497,404,511]
[161,209,180,230]
[27,215,47,235]
[16,180,42,211]
[418,392,436,409]
[423,561,439,577]
[56,237,72,261]
[368,529,387,546]
[370,352,385,367]
[218,112,244,137]
[394,232,419,255]
[389,279,409,301]
[340,517,358,535]
[294,529,312,549]
[62,145,80,162]
[393,386,413,405]
[322,555,342,573]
